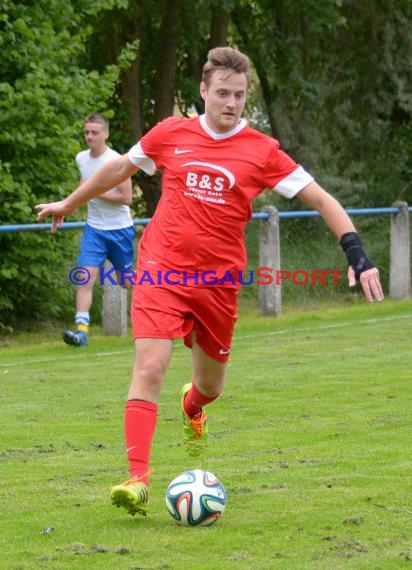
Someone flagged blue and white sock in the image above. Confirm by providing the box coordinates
[75,312,90,333]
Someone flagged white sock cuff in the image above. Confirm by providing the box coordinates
[75,311,90,325]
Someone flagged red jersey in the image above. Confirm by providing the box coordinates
[128,115,313,287]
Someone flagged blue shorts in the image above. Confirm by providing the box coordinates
[77,224,135,270]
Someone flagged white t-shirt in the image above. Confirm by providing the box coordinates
[76,147,133,230]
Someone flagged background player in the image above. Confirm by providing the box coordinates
[63,113,134,347]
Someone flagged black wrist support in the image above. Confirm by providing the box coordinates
[339,232,376,281]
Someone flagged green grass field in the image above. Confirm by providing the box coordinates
[0,300,411,569]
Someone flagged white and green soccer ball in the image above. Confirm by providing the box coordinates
[165,469,227,526]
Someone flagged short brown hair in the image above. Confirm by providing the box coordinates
[202,47,250,87]
[84,113,109,130]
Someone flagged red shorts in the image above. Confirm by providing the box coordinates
[131,281,238,363]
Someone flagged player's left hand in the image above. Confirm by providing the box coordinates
[348,266,384,302]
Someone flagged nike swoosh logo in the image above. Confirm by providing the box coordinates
[174,148,193,154]
[219,348,231,355]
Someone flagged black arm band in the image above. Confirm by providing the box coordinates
[339,232,375,281]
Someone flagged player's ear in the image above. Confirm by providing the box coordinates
[200,82,207,100]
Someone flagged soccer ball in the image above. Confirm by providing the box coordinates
[165,469,227,526]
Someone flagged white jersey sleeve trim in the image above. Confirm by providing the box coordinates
[128,141,157,175]
[273,166,314,198]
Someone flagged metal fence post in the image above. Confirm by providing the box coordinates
[259,206,281,316]
[390,201,411,300]
[102,260,128,336]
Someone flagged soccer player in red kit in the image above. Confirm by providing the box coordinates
[36,47,383,517]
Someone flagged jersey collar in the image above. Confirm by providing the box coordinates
[199,114,247,140]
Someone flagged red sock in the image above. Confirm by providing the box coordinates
[183,383,219,418]
[124,400,157,485]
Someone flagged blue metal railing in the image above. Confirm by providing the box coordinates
[253,206,407,220]
[0,207,410,233]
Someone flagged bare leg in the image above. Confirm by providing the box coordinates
[128,338,174,402]
[115,269,134,290]
[191,334,228,397]
[75,266,99,312]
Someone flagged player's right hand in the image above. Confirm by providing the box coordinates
[35,200,74,233]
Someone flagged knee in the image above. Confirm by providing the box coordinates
[195,376,225,398]
[138,359,168,386]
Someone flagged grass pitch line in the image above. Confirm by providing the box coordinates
[235,312,412,342]
[0,349,134,368]
[1,312,411,369]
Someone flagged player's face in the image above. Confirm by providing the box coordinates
[201,70,248,133]
[83,121,108,154]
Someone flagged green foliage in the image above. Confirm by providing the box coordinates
[313,1,412,206]
[233,0,412,208]
[1,0,411,327]
[0,0,138,329]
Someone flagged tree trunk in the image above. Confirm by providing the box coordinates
[119,4,144,140]
[154,0,181,122]
[122,54,143,140]
[209,9,230,48]
[231,10,285,147]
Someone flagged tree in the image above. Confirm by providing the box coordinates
[231,0,412,208]
[2,0,411,328]
[85,0,234,216]
[0,0,137,329]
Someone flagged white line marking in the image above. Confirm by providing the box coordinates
[2,313,411,367]
[234,313,412,342]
